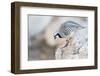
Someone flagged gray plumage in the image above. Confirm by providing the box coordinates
[58,21,85,38]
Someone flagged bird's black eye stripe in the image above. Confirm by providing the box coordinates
[54,33,62,39]
[58,33,62,38]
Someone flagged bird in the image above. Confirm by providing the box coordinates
[54,21,87,59]
[57,21,85,38]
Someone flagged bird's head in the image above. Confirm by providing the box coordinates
[55,21,85,38]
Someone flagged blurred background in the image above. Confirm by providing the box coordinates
[28,15,88,60]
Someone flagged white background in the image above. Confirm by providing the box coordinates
[0,0,100,76]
